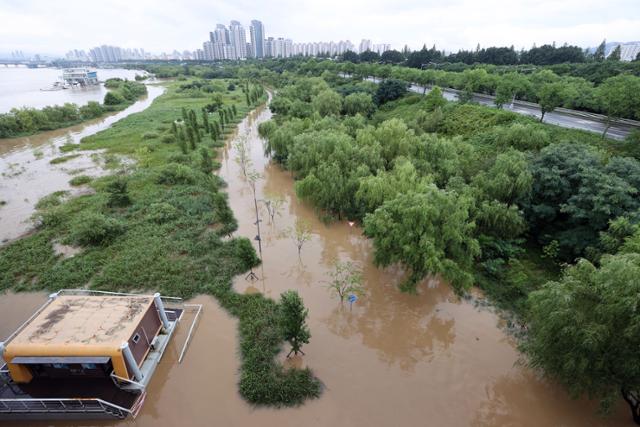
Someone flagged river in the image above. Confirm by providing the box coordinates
[0,99,633,426]
[0,67,146,113]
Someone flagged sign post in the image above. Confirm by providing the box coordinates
[348,294,358,311]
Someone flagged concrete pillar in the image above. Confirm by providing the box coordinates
[121,342,143,381]
[154,293,170,330]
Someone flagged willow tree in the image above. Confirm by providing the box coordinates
[523,253,640,425]
[363,186,480,292]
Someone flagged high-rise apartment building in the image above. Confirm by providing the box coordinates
[229,20,247,59]
[250,20,265,58]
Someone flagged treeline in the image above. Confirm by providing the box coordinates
[277,60,640,126]
[341,39,639,67]
[0,79,147,138]
[258,72,640,422]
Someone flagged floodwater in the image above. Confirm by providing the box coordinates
[0,67,146,113]
[0,85,165,244]
[0,101,633,426]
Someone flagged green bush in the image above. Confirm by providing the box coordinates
[146,202,179,224]
[69,213,125,246]
[155,163,198,185]
[104,91,126,105]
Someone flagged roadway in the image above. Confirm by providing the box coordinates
[365,77,640,140]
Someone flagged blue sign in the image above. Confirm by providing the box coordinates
[348,294,358,303]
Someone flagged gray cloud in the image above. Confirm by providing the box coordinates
[1,0,639,55]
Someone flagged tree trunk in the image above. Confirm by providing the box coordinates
[422,86,427,96]
[540,110,546,122]
[622,389,640,425]
[601,118,612,139]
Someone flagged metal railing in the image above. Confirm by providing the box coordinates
[0,397,133,419]
[178,304,203,363]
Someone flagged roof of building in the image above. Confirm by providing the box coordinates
[6,295,154,351]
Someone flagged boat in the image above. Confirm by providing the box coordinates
[40,81,68,91]
[0,289,201,420]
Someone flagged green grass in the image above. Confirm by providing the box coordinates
[50,154,81,164]
[69,175,92,186]
[0,79,320,406]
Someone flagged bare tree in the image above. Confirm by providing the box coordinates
[325,260,365,302]
[287,219,312,259]
[263,195,285,225]
[233,135,252,178]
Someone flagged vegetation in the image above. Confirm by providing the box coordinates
[0,80,147,138]
[325,261,364,302]
[280,290,311,357]
[0,77,319,407]
[252,63,640,422]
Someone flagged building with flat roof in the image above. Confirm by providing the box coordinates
[0,290,195,421]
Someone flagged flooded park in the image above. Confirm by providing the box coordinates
[0,97,633,426]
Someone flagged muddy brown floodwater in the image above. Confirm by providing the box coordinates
[0,85,165,244]
[0,101,633,427]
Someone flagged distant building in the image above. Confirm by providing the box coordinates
[229,20,247,59]
[250,20,265,58]
[619,42,640,61]
[359,39,372,53]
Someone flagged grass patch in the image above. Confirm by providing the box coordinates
[50,154,81,164]
[59,143,80,153]
[0,79,320,407]
[69,175,92,186]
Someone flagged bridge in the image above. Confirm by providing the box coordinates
[0,59,50,68]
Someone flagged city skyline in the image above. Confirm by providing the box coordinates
[1,0,639,57]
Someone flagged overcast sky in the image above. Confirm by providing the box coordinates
[1,0,639,55]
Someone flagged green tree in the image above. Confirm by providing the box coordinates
[598,75,640,137]
[342,92,375,116]
[312,89,342,117]
[325,260,365,302]
[523,254,640,424]
[374,79,408,105]
[279,290,311,357]
[594,39,606,62]
[363,187,480,292]
[608,44,621,61]
[537,82,566,122]
[424,86,446,111]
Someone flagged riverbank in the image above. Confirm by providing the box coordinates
[0,80,148,139]
[0,78,321,406]
[0,76,634,426]
[0,84,164,244]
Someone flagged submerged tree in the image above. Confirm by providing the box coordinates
[363,187,480,292]
[523,254,640,425]
[325,260,365,302]
[280,290,311,357]
[287,219,312,258]
[263,195,285,225]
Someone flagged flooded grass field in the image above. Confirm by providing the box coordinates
[0,99,633,426]
[0,85,164,244]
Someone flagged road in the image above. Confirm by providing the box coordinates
[365,77,640,140]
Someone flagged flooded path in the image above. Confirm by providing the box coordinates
[0,85,165,244]
[0,100,632,426]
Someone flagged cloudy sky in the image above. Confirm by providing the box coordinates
[1,0,639,55]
